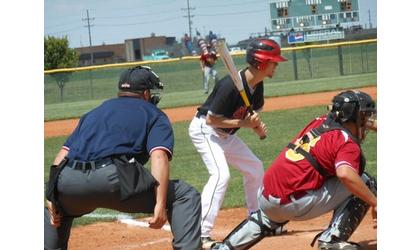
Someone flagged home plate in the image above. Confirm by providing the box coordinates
[119,217,172,232]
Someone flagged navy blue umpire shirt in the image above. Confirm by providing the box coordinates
[63,96,174,162]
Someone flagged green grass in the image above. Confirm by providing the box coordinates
[44,105,377,226]
[44,72,376,121]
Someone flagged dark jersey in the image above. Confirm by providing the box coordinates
[63,97,174,162]
[196,68,264,134]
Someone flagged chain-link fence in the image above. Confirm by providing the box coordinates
[45,39,376,105]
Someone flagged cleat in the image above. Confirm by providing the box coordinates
[201,237,218,250]
[318,240,361,250]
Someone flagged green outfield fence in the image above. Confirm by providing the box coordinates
[44,39,377,105]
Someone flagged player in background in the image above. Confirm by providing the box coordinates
[197,30,219,94]
[211,90,378,250]
[184,33,193,55]
[188,39,287,249]
[200,45,219,94]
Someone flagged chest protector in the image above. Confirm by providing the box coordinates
[287,114,366,177]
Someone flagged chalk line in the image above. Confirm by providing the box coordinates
[82,213,172,232]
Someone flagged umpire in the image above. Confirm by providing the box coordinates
[44,66,202,250]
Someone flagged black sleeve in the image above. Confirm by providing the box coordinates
[252,83,264,111]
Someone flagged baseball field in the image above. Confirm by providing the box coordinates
[44,83,377,249]
[44,39,377,250]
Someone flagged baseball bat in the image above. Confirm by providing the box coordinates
[215,40,266,140]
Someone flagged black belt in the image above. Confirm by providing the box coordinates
[67,157,113,171]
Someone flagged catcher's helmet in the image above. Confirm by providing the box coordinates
[330,90,376,123]
[246,38,287,70]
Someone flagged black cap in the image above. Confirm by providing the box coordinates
[118,66,163,92]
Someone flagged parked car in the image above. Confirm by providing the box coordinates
[143,49,170,61]
[229,46,242,52]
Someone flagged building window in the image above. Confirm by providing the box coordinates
[340,1,346,11]
[311,4,317,14]
[277,7,288,17]
[346,1,352,11]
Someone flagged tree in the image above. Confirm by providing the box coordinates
[44,36,79,101]
[44,35,79,70]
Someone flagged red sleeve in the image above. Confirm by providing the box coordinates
[334,139,361,174]
[200,54,205,61]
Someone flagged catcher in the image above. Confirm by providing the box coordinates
[212,90,377,250]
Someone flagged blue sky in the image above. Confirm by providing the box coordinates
[44,0,377,48]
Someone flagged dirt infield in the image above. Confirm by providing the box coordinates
[68,207,376,250]
[47,86,377,249]
[44,86,377,138]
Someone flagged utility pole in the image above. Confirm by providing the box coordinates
[181,0,195,39]
[368,9,372,29]
[82,9,95,99]
[82,9,95,66]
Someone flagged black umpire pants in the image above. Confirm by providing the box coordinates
[44,163,202,250]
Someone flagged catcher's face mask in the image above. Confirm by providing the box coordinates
[329,90,376,141]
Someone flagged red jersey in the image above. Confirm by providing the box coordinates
[262,115,362,203]
[200,52,217,67]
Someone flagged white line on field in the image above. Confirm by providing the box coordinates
[119,218,172,232]
[82,213,172,232]
[82,213,133,219]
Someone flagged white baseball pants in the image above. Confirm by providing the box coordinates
[203,66,218,93]
[188,115,264,237]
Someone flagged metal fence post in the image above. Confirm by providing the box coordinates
[361,45,365,73]
[89,70,93,99]
[292,46,298,80]
[348,46,353,74]
[366,45,370,72]
[337,45,344,76]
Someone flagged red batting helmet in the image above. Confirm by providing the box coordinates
[246,38,287,70]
